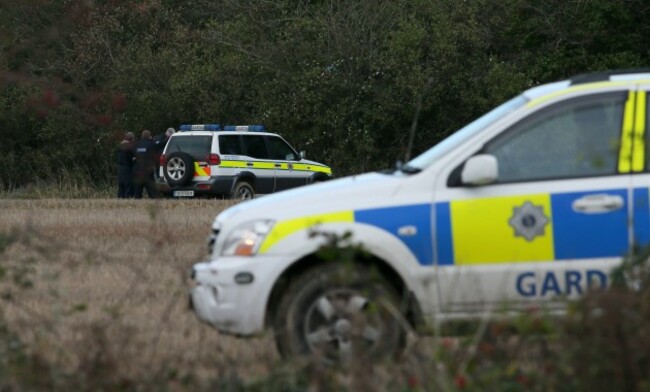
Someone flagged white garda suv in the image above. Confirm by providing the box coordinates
[189,69,650,362]
[157,124,332,199]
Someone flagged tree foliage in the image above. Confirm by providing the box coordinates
[0,0,648,190]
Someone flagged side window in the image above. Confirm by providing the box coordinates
[267,136,297,161]
[242,135,269,159]
[218,135,242,155]
[165,135,212,159]
[484,92,626,183]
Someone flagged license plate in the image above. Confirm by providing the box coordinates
[173,190,194,197]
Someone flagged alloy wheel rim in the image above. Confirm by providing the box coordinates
[167,157,186,180]
[238,187,252,199]
[303,288,385,363]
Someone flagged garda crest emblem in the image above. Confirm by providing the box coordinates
[508,201,549,241]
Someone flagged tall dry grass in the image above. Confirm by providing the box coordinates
[0,199,278,388]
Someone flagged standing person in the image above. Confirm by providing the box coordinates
[155,127,175,154]
[133,129,159,199]
[154,127,175,178]
[116,132,135,198]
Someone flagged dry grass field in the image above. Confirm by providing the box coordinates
[0,199,551,391]
[2,199,648,390]
[0,199,280,386]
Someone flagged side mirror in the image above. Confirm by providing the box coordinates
[461,154,498,185]
[300,150,306,159]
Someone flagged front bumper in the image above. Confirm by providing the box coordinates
[189,256,286,336]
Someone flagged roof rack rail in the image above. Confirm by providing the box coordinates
[570,68,650,85]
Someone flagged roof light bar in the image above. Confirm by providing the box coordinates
[179,124,221,132]
[223,125,266,132]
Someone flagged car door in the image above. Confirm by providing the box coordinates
[433,89,635,314]
[241,134,276,194]
[266,135,304,191]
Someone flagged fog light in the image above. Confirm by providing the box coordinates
[234,272,254,285]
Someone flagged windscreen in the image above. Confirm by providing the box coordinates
[405,95,528,170]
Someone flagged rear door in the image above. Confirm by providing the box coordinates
[241,134,276,194]
[217,134,246,179]
[433,89,634,314]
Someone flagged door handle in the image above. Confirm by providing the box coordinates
[246,162,254,167]
[274,163,281,168]
[572,194,624,213]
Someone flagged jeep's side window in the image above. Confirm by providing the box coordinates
[484,92,626,183]
[242,135,269,159]
[267,136,297,161]
[219,135,242,155]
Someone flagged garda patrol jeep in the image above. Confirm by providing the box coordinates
[189,69,650,362]
[157,124,332,199]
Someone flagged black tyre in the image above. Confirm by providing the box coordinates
[273,263,407,364]
[309,174,328,185]
[231,181,255,200]
[163,152,194,186]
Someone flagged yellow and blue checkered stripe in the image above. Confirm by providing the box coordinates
[435,191,629,266]
[259,187,646,266]
[259,205,433,264]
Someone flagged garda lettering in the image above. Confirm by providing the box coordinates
[516,270,607,297]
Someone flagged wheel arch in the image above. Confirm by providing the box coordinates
[309,172,330,184]
[232,171,257,191]
[265,250,425,330]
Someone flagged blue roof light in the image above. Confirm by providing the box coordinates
[179,124,221,131]
[223,125,266,132]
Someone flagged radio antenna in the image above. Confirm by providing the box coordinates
[404,77,434,162]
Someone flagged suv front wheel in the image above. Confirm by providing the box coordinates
[273,263,407,364]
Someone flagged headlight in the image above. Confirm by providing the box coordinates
[221,220,275,256]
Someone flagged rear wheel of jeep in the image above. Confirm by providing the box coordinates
[164,152,194,186]
[231,181,255,200]
[273,263,407,364]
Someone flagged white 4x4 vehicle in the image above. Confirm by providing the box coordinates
[158,124,331,199]
[190,70,650,362]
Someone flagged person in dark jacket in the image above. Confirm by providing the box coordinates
[133,129,159,199]
[154,127,175,179]
[154,127,175,154]
[116,132,135,198]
